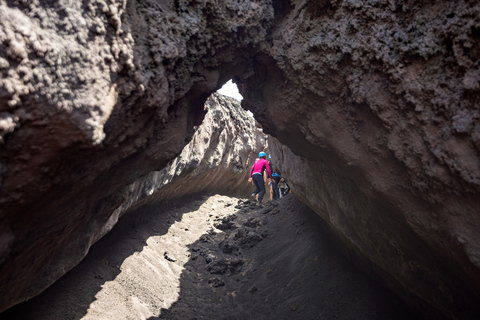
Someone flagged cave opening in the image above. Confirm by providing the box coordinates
[217,79,244,102]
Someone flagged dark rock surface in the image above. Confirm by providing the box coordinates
[0,0,479,318]
[241,2,480,318]
[0,0,272,310]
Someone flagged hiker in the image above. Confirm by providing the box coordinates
[267,155,280,200]
[249,152,272,206]
[271,172,282,200]
[248,159,260,183]
[248,158,261,200]
[268,155,274,200]
[278,178,291,198]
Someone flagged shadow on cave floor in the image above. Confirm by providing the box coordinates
[0,194,418,320]
[0,194,210,320]
[147,195,417,320]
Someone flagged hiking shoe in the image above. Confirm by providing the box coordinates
[256,201,264,208]
[251,192,256,198]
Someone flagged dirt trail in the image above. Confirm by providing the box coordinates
[1,195,416,320]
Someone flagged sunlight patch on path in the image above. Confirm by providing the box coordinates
[82,195,239,320]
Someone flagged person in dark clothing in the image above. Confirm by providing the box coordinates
[278,178,291,197]
[249,151,273,207]
[271,172,281,200]
[267,155,275,200]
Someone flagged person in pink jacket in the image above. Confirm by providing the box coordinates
[249,151,272,206]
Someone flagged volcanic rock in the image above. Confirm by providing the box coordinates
[245,1,480,318]
[0,0,479,318]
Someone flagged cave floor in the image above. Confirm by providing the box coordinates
[1,194,416,320]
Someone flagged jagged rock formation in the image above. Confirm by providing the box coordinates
[0,0,479,318]
[141,93,265,200]
[104,92,265,239]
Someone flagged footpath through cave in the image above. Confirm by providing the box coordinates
[1,193,417,320]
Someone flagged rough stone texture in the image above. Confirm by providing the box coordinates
[138,93,266,201]
[102,92,266,240]
[0,0,273,310]
[241,2,480,319]
[1,0,479,319]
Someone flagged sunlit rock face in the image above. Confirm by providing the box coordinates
[1,0,479,318]
[108,92,265,230]
[0,0,273,311]
[241,2,480,319]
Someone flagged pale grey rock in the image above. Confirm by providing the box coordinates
[97,93,265,243]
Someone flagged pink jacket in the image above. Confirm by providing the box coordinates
[250,158,272,179]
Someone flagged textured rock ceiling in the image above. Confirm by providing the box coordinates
[0,0,479,318]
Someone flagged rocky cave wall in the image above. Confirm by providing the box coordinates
[1,0,480,319]
[0,0,272,311]
[241,1,480,319]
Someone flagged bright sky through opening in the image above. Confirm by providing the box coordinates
[217,79,243,101]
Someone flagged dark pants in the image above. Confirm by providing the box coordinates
[271,178,279,200]
[252,174,266,203]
